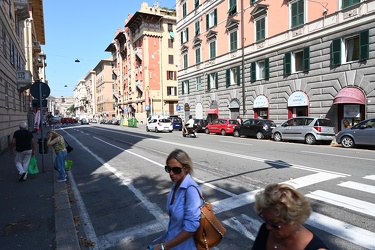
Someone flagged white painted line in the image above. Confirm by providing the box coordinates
[306,190,375,217]
[307,212,375,250]
[301,150,375,162]
[282,172,343,189]
[219,140,253,146]
[338,181,375,195]
[222,215,259,241]
[364,175,375,181]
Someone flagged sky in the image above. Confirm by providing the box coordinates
[42,0,177,97]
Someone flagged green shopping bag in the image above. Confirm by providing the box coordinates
[65,160,73,171]
[28,156,39,174]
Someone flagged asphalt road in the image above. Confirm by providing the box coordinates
[59,124,375,250]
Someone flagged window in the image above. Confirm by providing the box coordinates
[206,9,218,29]
[284,47,309,76]
[183,53,188,69]
[209,40,216,59]
[342,0,360,9]
[169,55,174,64]
[181,80,189,94]
[256,18,265,41]
[250,0,258,4]
[181,28,189,44]
[207,72,218,91]
[251,58,269,82]
[230,30,238,52]
[182,2,187,17]
[9,39,15,66]
[168,23,173,32]
[167,86,177,96]
[167,71,177,80]
[195,47,201,64]
[291,0,304,28]
[228,0,237,16]
[226,66,240,87]
[195,0,199,9]
[331,30,369,66]
[168,39,174,48]
[195,21,200,36]
[196,76,202,91]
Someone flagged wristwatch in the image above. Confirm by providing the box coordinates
[160,243,165,250]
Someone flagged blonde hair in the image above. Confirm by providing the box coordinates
[254,183,311,224]
[166,149,194,175]
[46,131,60,140]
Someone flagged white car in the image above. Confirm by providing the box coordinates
[146,118,173,133]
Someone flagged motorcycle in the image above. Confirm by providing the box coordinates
[182,125,197,138]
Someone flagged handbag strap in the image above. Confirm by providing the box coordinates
[64,139,70,147]
[185,185,206,203]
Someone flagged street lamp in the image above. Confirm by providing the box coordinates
[75,59,80,63]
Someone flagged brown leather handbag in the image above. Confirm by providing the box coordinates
[187,186,227,250]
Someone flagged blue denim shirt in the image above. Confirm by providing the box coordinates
[163,174,202,249]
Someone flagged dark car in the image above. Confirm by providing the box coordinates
[194,119,208,133]
[233,119,276,139]
[336,118,375,148]
[169,116,183,131]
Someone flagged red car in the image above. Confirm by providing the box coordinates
[205,118,238,135]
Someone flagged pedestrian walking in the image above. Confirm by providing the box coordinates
[46,131,67,182]
[9,121,35,181]
[148,149,202,250]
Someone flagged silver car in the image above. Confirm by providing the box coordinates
[272,117,335,145]
[336,118,375,148]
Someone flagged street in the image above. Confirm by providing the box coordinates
[60,124,375,249]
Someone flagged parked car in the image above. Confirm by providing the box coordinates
[91,119,98,123]
[194,119,208,133]
[205,118,237,135]
[146,118,173,133]
[335,118,375,148]
[169,116,183,131]
[272,117,335,145]
[233,119,276,139]
[81,118,89,125]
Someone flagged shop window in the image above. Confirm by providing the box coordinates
[226,66,240,87]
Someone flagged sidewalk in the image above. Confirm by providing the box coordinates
[0,128,80,249]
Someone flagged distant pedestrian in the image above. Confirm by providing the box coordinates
[9,121,35,181]
[237,115,243,125]
[46,131,67,182]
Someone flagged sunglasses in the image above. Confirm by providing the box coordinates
[258,212,282,229]
[165,165,185,174]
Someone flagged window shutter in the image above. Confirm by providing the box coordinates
[186,28,189,41]
[214,9,217,26]
[359,30,369,61]
[236,66,240,85]
[181,32,183,44]
[284,52,291,76]
[215,72,219,89]
[207,74,211,90]
[187,80,190,94]
[174,71,177,80]
[206,14,209,29]
[181,81,185,95]
[303,47,310,72]
[265,58,270,79]
[250,62,256,82]
[331,38,341,66]
[167,72,170,80]
[226,69,230,88]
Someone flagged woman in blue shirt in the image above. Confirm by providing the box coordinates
[149,149,202,250]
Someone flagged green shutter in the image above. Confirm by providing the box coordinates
[303,47,310,72]
[214,9,217,26]
[265,58,270,79]
[181,32,183,44]
[359,30,369,61]
[215,72,219,89]
[284,52,291,76]
[206,14,209,30]
[186,28,189,41]
[182,81,185,95]
[187,80,190,94]
[331,38,341,66]
[237,66,240,86]
[207,74,211,90]
[226,69,230,88]
[250,62,256,82]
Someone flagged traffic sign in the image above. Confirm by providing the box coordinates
[30,81,51,99]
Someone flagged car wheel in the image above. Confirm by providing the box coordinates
[256,131,264,139]
[233,130,240,137]
[273,132,282,142]
[205,128,210,134]
[341,136,355,148]
[305,134,316,145]
[169,130,173,133]
[155,127,159,133]
[146,127,150,132]
[221,130,226,136]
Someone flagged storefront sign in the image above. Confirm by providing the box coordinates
[254,95,269,108]
[184,103,190,111]
[288,92,308,107]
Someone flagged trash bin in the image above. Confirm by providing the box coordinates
[38,138,48,154]
[128,118,134,127]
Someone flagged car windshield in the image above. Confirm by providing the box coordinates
[265,120,276,127]
[160,119,171,123]
[315,119,333,127]
[172,118,181,122]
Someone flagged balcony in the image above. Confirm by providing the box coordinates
[14,0,30,20]
[17,70,32,92]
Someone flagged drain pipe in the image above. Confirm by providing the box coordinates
[241,0,246,117]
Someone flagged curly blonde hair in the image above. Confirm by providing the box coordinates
[254,183,311,225]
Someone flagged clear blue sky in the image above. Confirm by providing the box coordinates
[43,0,176,97]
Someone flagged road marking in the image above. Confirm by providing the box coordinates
[338,181,375,194]
[219,140,253,146]
[364,175,375,181]
[301,150,375,161]
[306,190,375,217]
[222,215,260,241]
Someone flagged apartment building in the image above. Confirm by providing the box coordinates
[0,0,45,153]
[177,0,375,131]
[106,2,178,125]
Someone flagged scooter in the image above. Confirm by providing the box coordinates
[182,125,197,138]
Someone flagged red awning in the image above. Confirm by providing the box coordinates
[333,88,365,104]
[206,108,219,114]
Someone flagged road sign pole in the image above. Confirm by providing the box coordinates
[39,83,45,172]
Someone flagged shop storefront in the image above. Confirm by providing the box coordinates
[229,99,240,120]
[206,100,219,123]
[287,91,309,118]
[333,87,366,131]
[253,95,269,119]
